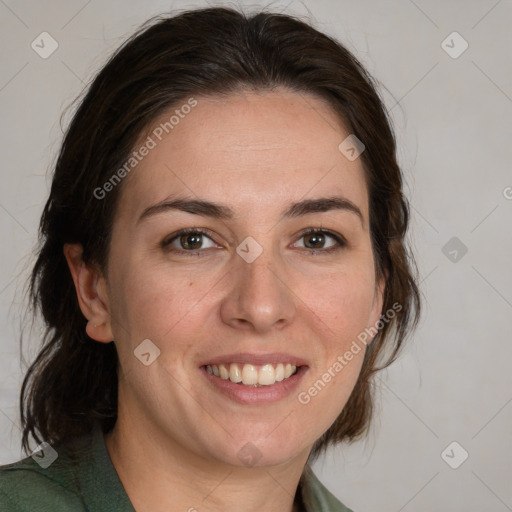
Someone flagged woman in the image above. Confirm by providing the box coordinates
[0,7,420,511]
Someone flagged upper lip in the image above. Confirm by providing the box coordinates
[200,352,309,367]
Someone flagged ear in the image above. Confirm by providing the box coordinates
[63,243,114,343]
[367,271,387,345]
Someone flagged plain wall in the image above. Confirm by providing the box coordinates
[1,1,511,510]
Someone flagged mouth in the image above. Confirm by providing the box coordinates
[204,362,299,387]
[199,353,308,404]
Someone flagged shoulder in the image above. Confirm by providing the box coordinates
[0,436,90,511]
[0,424,135,512]
[300,464,355,512]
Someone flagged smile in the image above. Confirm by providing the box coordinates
[205,363,298,386]
[200,352,308,404]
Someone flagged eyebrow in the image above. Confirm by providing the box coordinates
[137,195,364,226]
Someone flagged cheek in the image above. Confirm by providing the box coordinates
[300,265,377,340]
[299,264,376,418]
[109,258,211,343]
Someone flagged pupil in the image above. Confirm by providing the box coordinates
[305,232,324,248]
[182,232,202,250]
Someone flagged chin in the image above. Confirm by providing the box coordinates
[206,431,310,469]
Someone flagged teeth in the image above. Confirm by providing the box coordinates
[275,363,285,382]
[219,364,229,379]
[258,364,275,385]
[229,363,242,383]
[242,364,258,385]
[206,363,298,386]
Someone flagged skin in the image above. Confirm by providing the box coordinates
[64,89,385,512]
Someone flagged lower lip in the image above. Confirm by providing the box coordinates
[201,366,308,405]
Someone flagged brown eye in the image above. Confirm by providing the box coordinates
[162,228,218,254]
[293,229,345,253]
[303,232,326,249]
[180,232,203,250]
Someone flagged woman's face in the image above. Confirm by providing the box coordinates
[102,89,384,467]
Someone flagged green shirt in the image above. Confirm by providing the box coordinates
[0,424,353,511]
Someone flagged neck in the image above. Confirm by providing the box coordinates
[104,414,311,512]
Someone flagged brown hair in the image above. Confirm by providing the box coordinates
[20,7,420,461]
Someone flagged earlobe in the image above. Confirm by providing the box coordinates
[63,243,114,343]
[85,319,113,343]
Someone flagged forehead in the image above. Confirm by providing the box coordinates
[116,89,369,225]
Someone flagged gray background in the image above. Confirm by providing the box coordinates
[1,0,511,510]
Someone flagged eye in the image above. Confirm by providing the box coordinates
[293,229,345,253]
[162,227,346,256]
[162,228,219,254]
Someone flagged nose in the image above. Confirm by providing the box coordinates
[219,248,297,333]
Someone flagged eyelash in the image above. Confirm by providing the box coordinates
[161,227,346,256]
